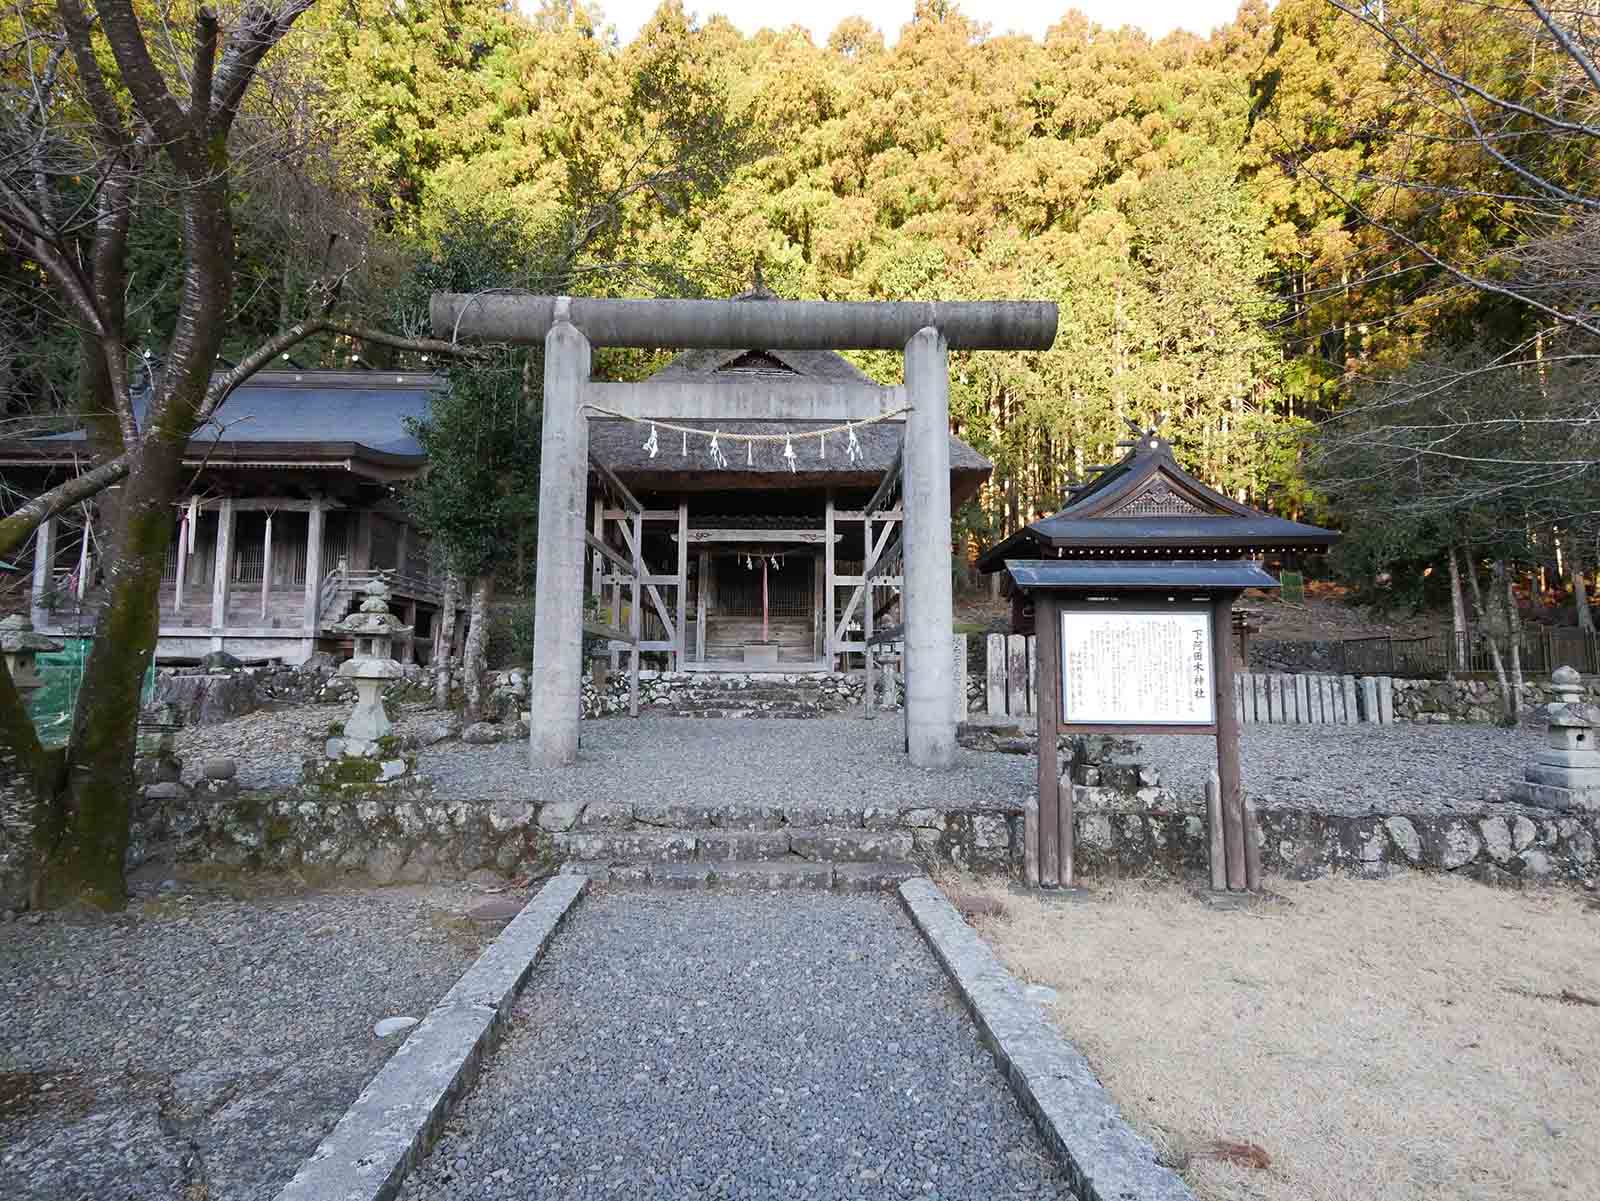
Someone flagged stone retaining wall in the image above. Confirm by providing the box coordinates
[1246,638,1343,674]
[112,785,1600,892]
[1392,675,1600,723]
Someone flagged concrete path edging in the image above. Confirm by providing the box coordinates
[898,878,1197,1201]
[272,874,589,1201]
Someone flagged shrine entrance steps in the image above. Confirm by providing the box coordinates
[552,804,920,891]
[660,672,854,718]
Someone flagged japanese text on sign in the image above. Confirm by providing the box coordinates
[1059,609,1214,725]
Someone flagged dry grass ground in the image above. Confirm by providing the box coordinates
[946,873,1600,1201]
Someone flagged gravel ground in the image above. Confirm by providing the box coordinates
[178,703,1547,816]
[400,889,1071,1201]
[0,879,496,1201]
[1135,721,1544,815]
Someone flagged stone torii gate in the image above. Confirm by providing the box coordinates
[430,294,1058,770]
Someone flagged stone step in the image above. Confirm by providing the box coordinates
[551,827,914,864]
[560,859,922,891]
[668,708,826,720]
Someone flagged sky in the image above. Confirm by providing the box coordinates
[596,0,1245,43]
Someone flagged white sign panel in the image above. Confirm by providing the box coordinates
[1060,608,1214,726]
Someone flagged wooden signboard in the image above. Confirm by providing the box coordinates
[1058,605,1215,733]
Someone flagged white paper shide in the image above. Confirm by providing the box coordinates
[1060,608,1214,725]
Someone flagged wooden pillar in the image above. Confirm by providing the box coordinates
[260,512,274,619]
[29,515,54,630]
[824,491,836,670]
[354,510,374,572]
[174,505,189,616]
[863,513,875,719]
[628,507,642,717]
[675,501,688,670]
[210,497,235,646]
[696,551,709,662]
[1212,594,1247,891]
[302,503,326,637]
[1035,591,1063,886]
[402,599,418,664]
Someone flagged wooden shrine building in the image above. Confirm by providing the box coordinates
[1,371,452,664]
[577,284,992,673]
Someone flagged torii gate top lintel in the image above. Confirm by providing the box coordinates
[430,293,1058,352]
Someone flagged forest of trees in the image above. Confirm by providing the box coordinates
[4,0,1599,899]
[10,0,1596,598]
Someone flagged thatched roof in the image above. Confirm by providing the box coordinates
[588,418,991,503]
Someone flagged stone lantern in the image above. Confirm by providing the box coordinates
[329,577,412,756]
[0,613,64,701]
[1514,665,1599,810]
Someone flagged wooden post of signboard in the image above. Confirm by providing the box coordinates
[1035,591,1063,887]
[1211,594,1247,890]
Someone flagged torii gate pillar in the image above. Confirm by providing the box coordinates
[529,308,590,766]
[902,327,957,768]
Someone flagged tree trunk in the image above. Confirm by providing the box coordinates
[433,573,460,709]
[1501,560,1525,718]
[462,574,492,721]
[1573,539,1595,635]
[1463,545,1514,722]
[1447,546,1469,672]
[39,435,187,908]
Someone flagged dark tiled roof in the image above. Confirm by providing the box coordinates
[978,433,1337,572]
[648,346,878,384]
[1005,559,1281,591]
[32,372,443,461]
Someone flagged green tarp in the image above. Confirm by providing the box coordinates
[25,639,157,750]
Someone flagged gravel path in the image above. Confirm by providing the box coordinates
[400,890,1071,1201]
[0,880,496,1201]
[424,715,1036,808]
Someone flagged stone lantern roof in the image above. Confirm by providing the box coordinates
[0,613,63,656]
[331,577,413,645]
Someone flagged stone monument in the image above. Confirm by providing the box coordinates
[1513,665,1598,810]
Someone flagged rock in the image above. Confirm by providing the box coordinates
[143,781,187,800]
[1520,849,1555,878]
[202,756,237,781]
[538,802,585,832]
[462,722,503,745]
[324,737,347,760]
[200,650,243,671]
[365,846,405,885]
[1137,767,1161,788]
[413,719,460,747]
[1024,984,1059,1006]
[468,897,524,925]
[373,1016,419,1038]
[1438,822,1482,870]
[1479,818,1512,864]
[1512,815,1539,852]
[1385,816,1422,863]
[154,669,260,725]
[378,759,409,782]
[302,651,338,672]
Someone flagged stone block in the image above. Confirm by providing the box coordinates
[537,802,585,833]
[552,831,697,862]
[694,830,791,862]
[1479,818,1513,863]
[833,861,922,892]
[712,860,834,890]
[789,828,914,862]
[573,802,633,829]
[784,800,865,828]
[203,756,237,781]
[650,863,713,889]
